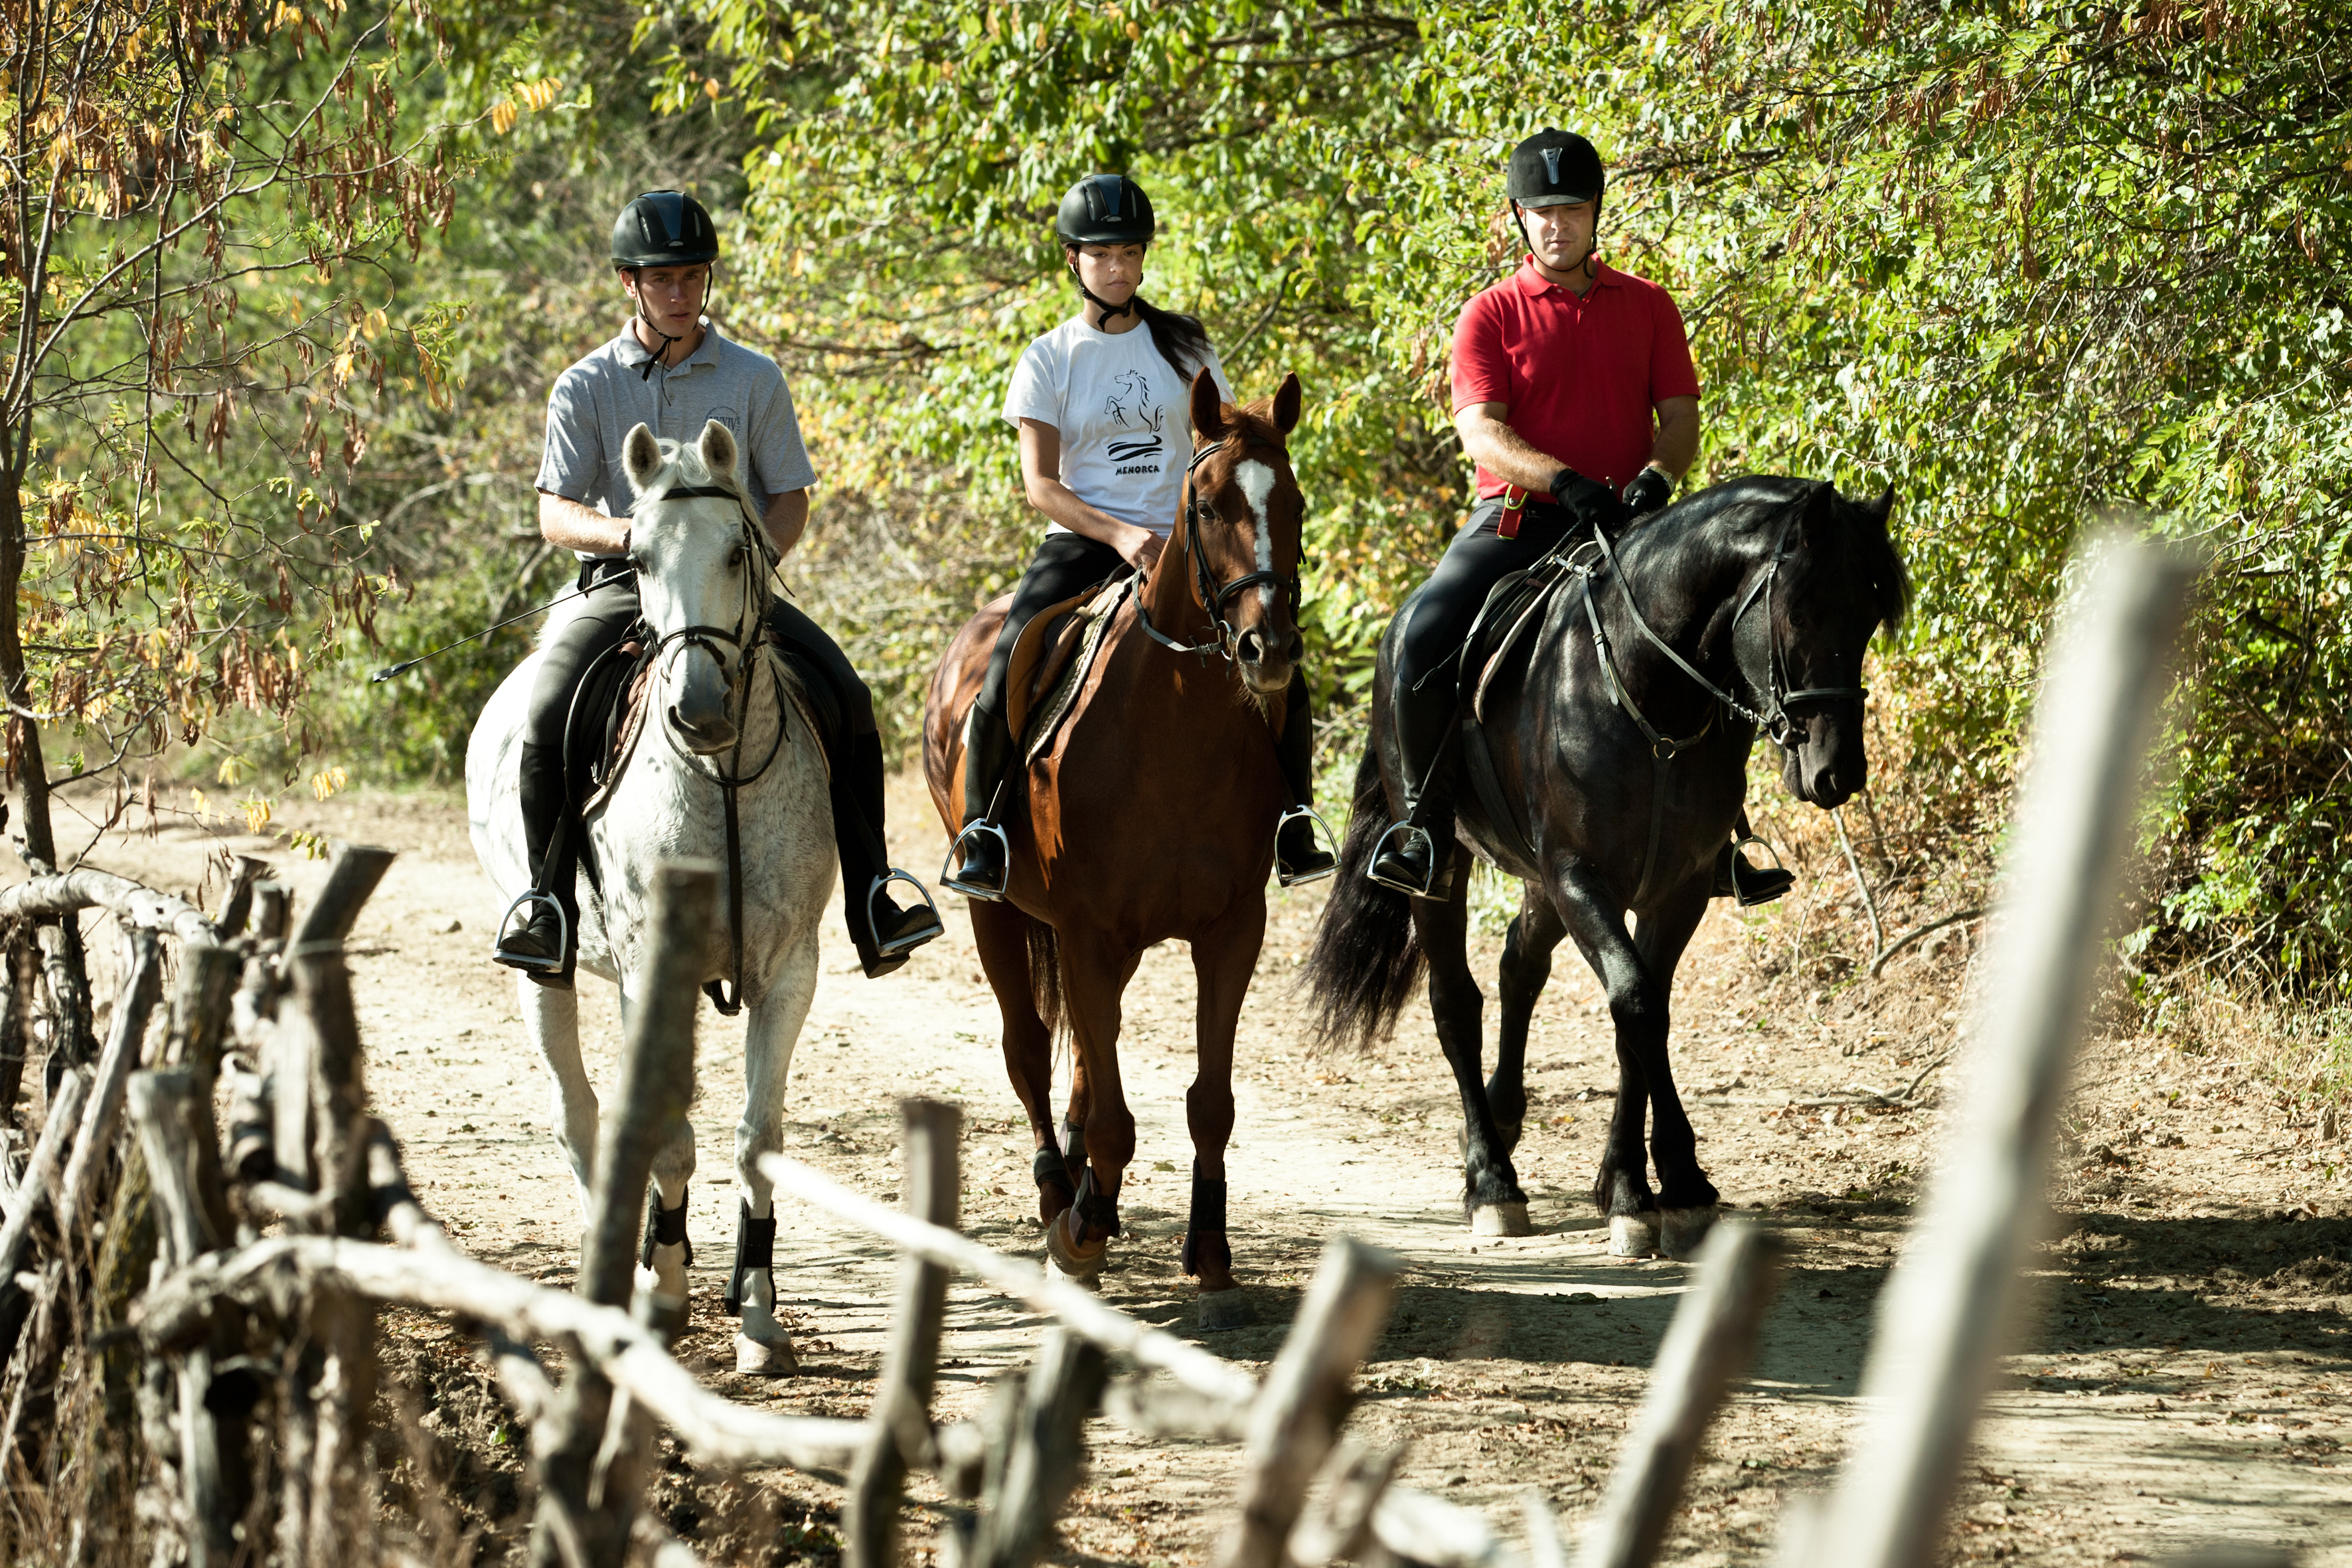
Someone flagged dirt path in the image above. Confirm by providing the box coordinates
[38,777,2352,1565]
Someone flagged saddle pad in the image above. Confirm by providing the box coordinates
[1002,576,1121,740]
[1460,552,1581,725]
[1022,577,1135,764]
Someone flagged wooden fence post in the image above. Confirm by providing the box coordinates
[1215,1235,1401,1568]
[1790,536,2199,1568]
[846,1097,964,1568]
[1573,1221,1782,1568]
[130,1068,239,1568]
[530,860,713,1568]
[957,1326,1109,1568]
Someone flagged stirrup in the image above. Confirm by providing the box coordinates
[866,870,945,959]
[491,889,568,973]
[1729,835,1793,907]
[1273,805,1339,888]
[939,821,1010,901]
[1366,821,1437,898]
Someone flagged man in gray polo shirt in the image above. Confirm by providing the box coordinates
[500,190,942,980]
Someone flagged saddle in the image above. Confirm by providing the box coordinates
[1000,575,1135,763]
[1445,530,1598,878]
[569,630,837,828]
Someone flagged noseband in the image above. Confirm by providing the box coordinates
[1136,436,1298,664]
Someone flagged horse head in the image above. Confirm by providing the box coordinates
[1180,368,1306,699]
[620,418,775,757]
[1748,480,1908,808]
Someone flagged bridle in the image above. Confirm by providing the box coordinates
[1579,502,1869,757]
[1135,435,1297,665]
[1573,497,1870,909]
[629,477,789,1016]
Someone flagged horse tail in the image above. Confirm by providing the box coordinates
[1300,743,1424,1054]
[1026,914,1065,1045]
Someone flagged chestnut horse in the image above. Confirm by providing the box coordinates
[923,370,1305,1327]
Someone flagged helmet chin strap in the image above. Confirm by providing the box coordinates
[629,273,686,382]
[1069,263,1138,329]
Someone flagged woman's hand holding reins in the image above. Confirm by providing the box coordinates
[1119,526,1165,574]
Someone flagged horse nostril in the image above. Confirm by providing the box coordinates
[1285,631,1305,663]
[1235,630,1265,664]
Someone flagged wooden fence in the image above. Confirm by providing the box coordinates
[0,532,2202,1568]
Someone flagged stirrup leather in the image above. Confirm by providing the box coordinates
[866,870,945,958]
[1273,805,1339,888]
[1366,821,1437,898]
[939,820,1010,901]
[491,889,569,973]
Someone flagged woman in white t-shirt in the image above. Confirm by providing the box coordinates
[945,174,1332,898]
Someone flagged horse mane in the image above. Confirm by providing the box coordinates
[1221,395,1291,453]
[1640,474,1910,635]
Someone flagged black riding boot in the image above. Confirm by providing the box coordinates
[833,730,943,979]
[944,699,1016,900]
[1367,672,1459,899]
[493,741,571,974]
[1273,678,1336,886]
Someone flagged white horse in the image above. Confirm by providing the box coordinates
[467,418,832,1374]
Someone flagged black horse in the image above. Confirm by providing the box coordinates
[1304,476,1908,1258]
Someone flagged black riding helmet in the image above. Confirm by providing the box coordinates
[611,189,720,270]
[1055,173,1156,248]
[1508,129,1605,209]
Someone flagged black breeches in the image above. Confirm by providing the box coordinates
[976,532,1131,725]
[524,573,876,754]
[1394,499,1582,696]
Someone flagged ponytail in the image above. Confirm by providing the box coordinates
[1133,294,1213,386]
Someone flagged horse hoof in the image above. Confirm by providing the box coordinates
[1470,1203,1532,1237]
[1198,1287,1253,1332]
[1661,1206,1718,1260]
[734,1331,799,1377]
[1608,1214,1662,1258]
[1044,1210,1108,1282]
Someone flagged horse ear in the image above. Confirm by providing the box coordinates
[1271,372,1303,435]
[1865,483,1896,528]
[1802,478,1838,534]
[1190,367,1227,440]
[623,423,664,495]
[697,419,739,485]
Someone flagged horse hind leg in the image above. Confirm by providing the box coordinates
[1488,887,1567,1158]
[971,900,1074,1225]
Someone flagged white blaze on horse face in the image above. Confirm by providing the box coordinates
[1235,459,1279,611]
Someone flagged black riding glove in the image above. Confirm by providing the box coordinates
[1549,467,1626,530]
[1622,467,1674,518]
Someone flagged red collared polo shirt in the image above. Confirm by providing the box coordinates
[1449,258,1701,499]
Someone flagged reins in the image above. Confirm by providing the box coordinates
[1571,501,1868,906]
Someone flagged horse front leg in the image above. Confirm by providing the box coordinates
[1182,901,1265,1330]
[1547,862,1668,1257]
[727,928,819,1375]
[1490,886,1567,1157]
[521,977,599,1229]
[1631,874,1718,1259]
[970,900,1072,1224]
[1416,874,1529,1235]
[1046,934,1138,1283]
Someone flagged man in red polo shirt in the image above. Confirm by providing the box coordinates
[1370,129,1789,905]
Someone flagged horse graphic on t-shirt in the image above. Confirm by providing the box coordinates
[1104,370,1166,463]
